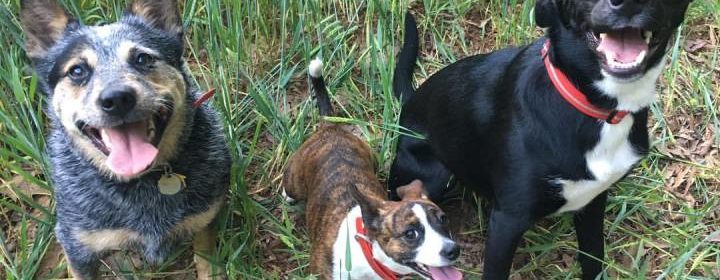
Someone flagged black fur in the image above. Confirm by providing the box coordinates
[393,12,419,104]
[389,1,691,279]
[309,64,334,116]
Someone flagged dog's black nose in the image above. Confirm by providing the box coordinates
[608,0,646,12]
[99,86,137,116]
[441,243,460,261]
[609,0,624,7]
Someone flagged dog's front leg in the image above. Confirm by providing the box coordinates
[482,208,533,280]
[56,229,100,280]
[193,225,225,280]
[65,253,99,280]
[573,191,608,280]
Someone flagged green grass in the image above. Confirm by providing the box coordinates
[0,0,718,279]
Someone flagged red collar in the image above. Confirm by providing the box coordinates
[541,41,629,124]
[192,88,216,109]
[355,217,408,280]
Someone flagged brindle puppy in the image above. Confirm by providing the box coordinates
[283,59,462,280]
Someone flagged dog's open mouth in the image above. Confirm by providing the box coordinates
[76,106,172,177]
[410,263,462,280]
[589,28,654,78]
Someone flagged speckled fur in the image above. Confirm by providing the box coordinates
[49,96,229,276]
[21,0,230,279]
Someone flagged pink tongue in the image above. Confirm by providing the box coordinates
[103,121,158,177]
[596,29,648,64]
[428,266,463,280]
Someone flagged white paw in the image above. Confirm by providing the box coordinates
[282,188,296,203]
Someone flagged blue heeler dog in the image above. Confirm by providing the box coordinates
[20,0,230,279]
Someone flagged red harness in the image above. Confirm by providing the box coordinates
[541,41,629,124]
[354,217,408,280]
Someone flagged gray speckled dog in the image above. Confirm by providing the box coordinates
[20,0,230,279]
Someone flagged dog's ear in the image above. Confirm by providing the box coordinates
[348,183,387,233]
[396,180,429,201]
[126,0,182,38]
[535,0,559,28]
[20,0,76,60]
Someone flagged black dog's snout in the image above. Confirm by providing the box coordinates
[607,0,646,15]
[441,243,460,261]
[99,86,137,116]
[609,0,624,7]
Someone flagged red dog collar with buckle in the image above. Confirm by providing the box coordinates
[355,217,408,280]
[541,41,629,124]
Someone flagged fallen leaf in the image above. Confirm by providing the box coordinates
[708,232,720,243]
[35,241,68,279]
[685,39,708,53]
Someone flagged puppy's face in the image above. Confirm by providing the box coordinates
[22,0,187,181]
[537,0,692,80]
[350,180,461,280]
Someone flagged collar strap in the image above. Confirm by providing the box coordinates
[192,88,216,109]
[355,217,407,280]
[541,41,629,124]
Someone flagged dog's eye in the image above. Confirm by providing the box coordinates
[67,65,89,81]
[134,52,155,67]
[438,214,448,225]
[403,229,419,241]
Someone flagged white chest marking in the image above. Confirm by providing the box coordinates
[331,206,415,279]
[594,58,664,112]
[556,115,641,213]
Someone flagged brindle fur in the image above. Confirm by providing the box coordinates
[21,0,230,279]
[284,123,382,277]
[283,61,452,278]
[370,198,446,262]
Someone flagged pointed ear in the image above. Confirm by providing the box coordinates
[125,0,183,38]
[535,0,559,28]
[21,0,75,60]
[348,183,387,233]
[396,180,429,201]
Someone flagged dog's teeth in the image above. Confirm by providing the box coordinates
[644,31,653,44]
[607,49,646,70]
[147,120,156,139]
[100,129,109,142]
[610,60,627,69]
[599,33,607,40]
[634,50,647,65]
[603,50,615,64]
[100,129,112,152]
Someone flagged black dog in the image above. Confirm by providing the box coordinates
[390,1,692,279]
[21,0,230,279]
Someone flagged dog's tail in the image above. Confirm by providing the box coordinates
[393,12,419,104]
[308,58,334,116]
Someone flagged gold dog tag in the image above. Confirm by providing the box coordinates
[158,173,186,195]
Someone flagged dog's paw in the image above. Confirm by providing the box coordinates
[197,271,227,280]
[194,256,227,280]
[282,188,296,203]
[196,271,227,280]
